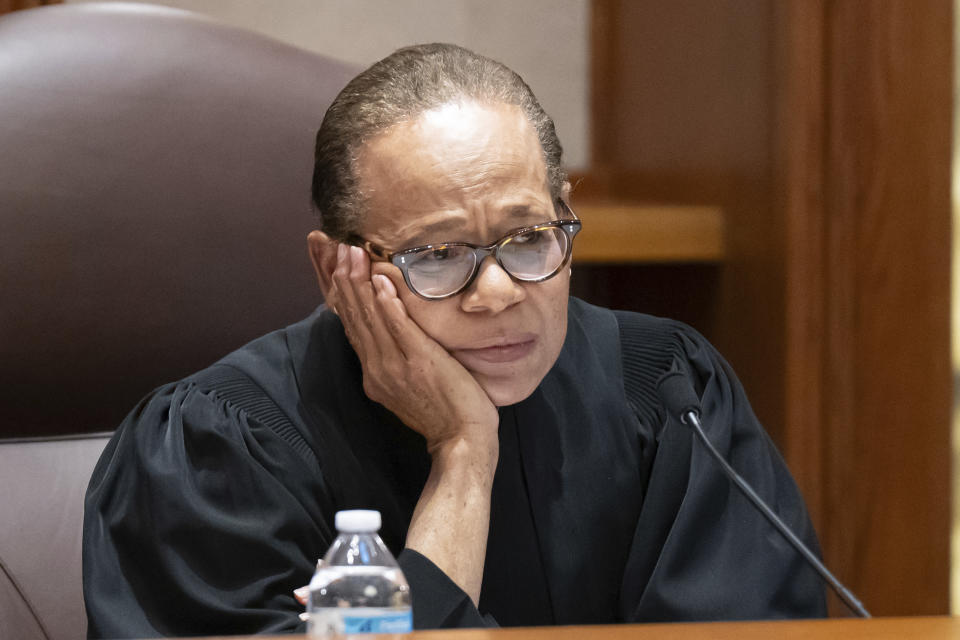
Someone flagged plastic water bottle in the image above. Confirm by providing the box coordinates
[307,509,412,637]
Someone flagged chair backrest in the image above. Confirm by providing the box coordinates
[0,3,356,638]
[0,2,356,438]
[0,433,111,640]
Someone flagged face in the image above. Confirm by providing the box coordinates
[355,101,570,406]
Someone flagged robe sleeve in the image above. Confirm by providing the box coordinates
[83,377,334,638]
[399,549,493,628]
[615,313,828,621]
[83,369,490,637]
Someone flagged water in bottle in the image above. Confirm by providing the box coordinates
[308,509,412,637]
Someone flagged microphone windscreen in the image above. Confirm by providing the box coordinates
[656,370,702,418]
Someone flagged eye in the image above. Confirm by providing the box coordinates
[408,245,455,273]
[426,246,451,261]
[511,230,544,245]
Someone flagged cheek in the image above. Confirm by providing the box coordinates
[394,282,458,342]
[538,278,570,354]
[540,268,571,319]
[370,263,445,335]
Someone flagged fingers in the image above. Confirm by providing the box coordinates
[294,585,308,605]
[333,245,406,363]
[294,559,324,607]
[331,245,368,356]
[334,245,374,351]
[371,272,437,359]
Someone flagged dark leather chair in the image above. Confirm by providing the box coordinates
[0,1,355,439]
[0,3,355,638]
[0,433,111,640]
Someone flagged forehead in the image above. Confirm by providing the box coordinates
[355,101,551,245]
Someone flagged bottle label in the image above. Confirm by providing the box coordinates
[341,610,412,634]
[310,608,412,636]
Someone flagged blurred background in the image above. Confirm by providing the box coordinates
[2,0,954,622]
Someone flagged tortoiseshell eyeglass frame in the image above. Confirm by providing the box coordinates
[346,200,582,300]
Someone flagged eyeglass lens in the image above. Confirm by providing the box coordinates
[500,228,566,279]
[404,226,569,297]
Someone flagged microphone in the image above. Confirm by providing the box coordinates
[656,370,870,618]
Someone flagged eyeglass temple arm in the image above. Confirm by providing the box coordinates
[345,234,392,261]
[557,198,580,222]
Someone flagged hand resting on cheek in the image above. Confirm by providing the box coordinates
[328,243,500,455]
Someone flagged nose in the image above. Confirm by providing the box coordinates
[459,256,525,314]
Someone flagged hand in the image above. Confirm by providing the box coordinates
[294,587,309,621]
[329,244,500,456]
[294,586,308,607]
[293,559,321,619]
[320,241,500,604]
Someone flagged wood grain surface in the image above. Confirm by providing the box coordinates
[198,616,960,640]
[571,203,725,263]
[585,0,952,617]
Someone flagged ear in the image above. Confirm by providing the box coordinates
[307,230,339,309]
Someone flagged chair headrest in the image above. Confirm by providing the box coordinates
[0,3,357,436]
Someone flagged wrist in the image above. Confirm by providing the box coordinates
[429,434,499,482]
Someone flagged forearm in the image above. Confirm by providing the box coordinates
[404,436,498,606]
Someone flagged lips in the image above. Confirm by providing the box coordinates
[452,335,537,366]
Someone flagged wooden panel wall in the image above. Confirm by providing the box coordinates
[581,0,785,435]
[779,0,953,616]
[585,0,952,617]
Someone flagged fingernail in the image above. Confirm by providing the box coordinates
[372,274,385,293]
[294,586,309,598]
[337,244,346,260]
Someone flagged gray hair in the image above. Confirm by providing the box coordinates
[311,43,566,240]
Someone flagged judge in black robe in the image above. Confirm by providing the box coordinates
[83,298,826,637]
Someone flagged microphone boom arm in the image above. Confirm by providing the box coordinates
[681,409,871,618]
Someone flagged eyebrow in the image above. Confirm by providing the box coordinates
[399,204,550,248]
[402,218,465,245]
[505,204,550,224]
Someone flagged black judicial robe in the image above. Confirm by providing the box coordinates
[83,298,826,638]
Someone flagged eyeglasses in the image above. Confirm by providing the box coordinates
[350,203,582,300]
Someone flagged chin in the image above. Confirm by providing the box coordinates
[478,374,542,407]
